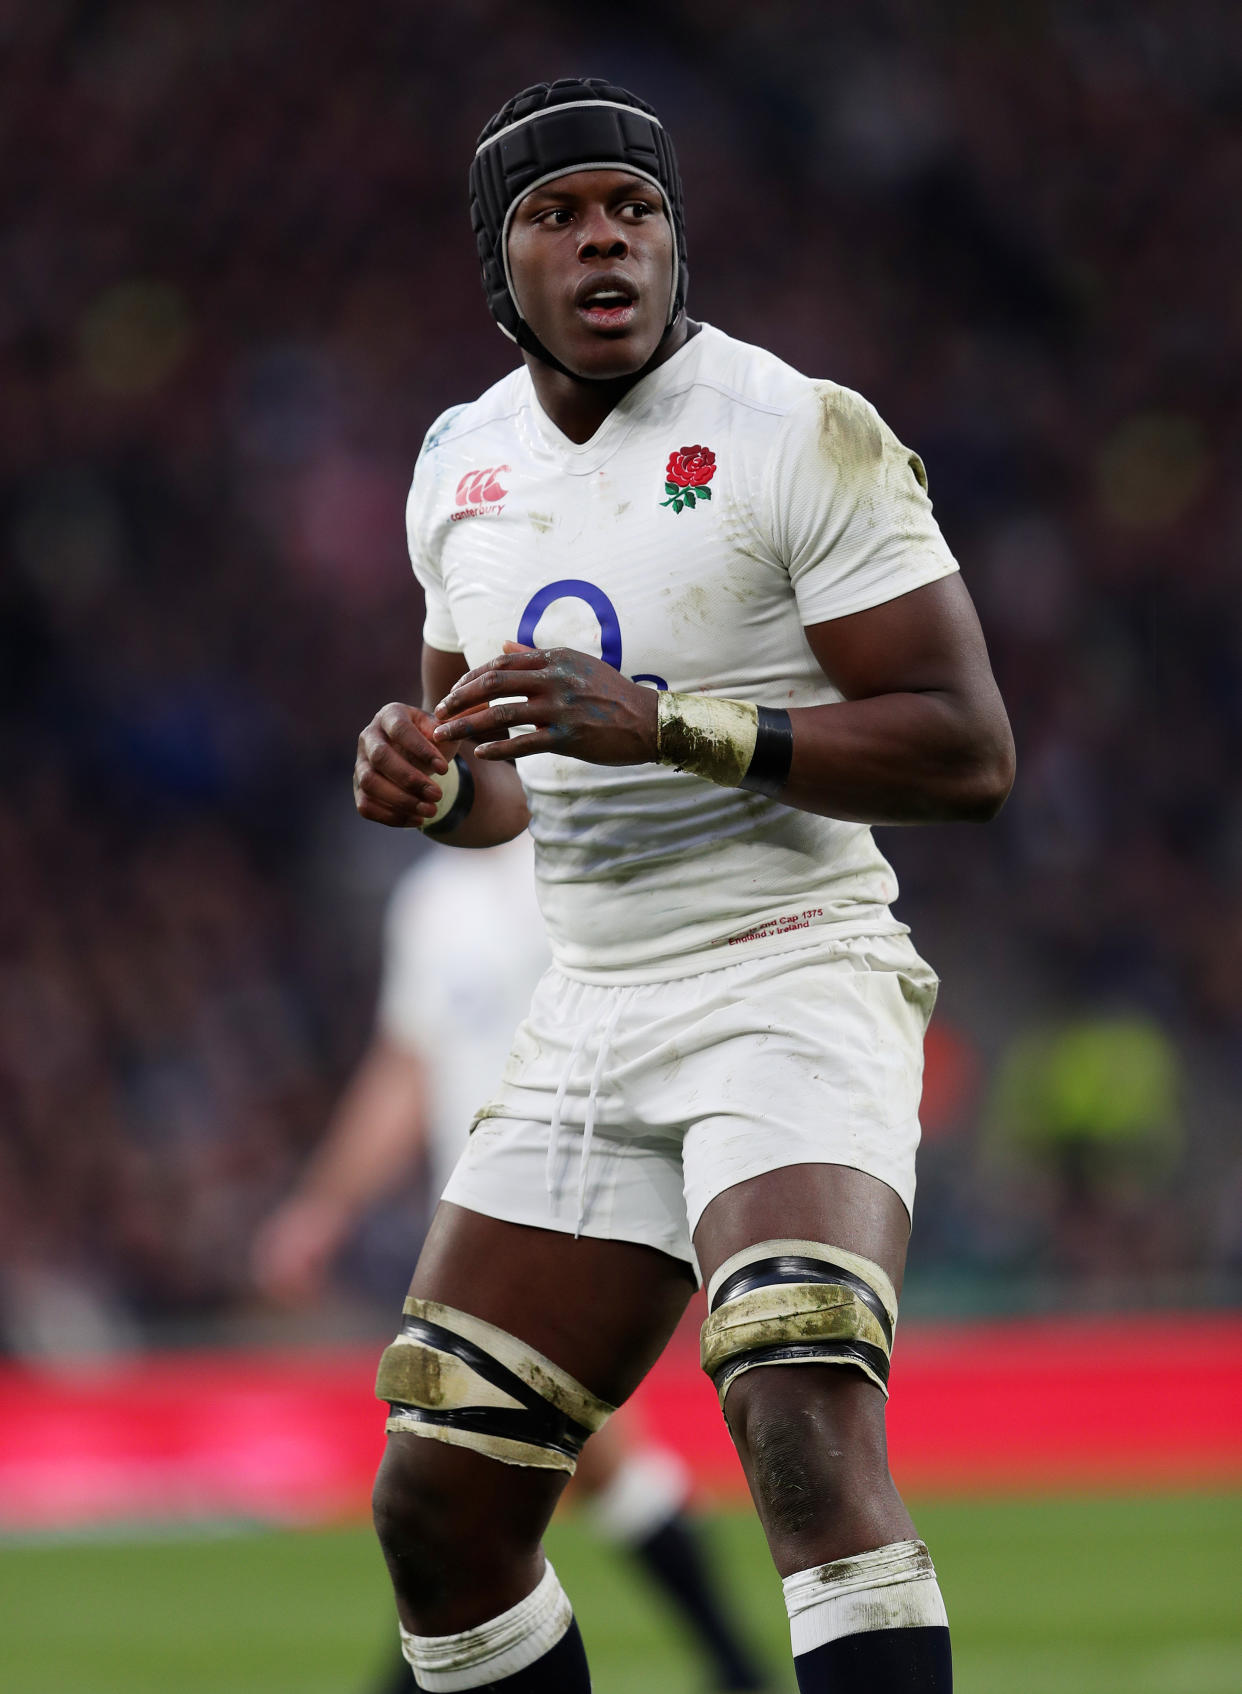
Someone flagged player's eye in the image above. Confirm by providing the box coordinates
[623,200,655,219]
[535,207,573,226]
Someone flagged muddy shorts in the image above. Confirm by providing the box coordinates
[440,932,938,1278]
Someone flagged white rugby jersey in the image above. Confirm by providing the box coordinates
[377,836,550,1187]
[407,324,960,981]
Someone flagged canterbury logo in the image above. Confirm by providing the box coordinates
[454,466,509,511]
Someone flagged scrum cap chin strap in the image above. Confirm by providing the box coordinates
[469,79,689,376]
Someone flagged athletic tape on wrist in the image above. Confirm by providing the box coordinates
[655,693,793,793]
[421,755,475,836]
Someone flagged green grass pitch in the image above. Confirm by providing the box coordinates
[1,1493,1238,1693]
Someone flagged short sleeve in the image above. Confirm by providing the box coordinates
[767,384,959,625]
[407,407,467,655]
[375,866,431,1052]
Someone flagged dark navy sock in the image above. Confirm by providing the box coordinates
[633,1513,767,1690]
[794,1625,952,1691]
[412,1616,591,1691]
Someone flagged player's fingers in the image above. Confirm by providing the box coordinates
[434,673,544,720]
[475,727,563,761]
[355,794,437,828]
[372,704,450,774]
[354,762,439,823]
[434,655,550,717]
[360,726,446,795]
[435,698,553,743]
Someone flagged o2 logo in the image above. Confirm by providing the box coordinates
[517,579,667,691]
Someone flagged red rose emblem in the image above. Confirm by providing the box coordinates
[665,445,716,488]
[660,445,716,513]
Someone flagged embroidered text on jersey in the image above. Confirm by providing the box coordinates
[453,466,510,520]
[660,444,715,513]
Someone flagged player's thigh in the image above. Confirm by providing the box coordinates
[412,1199,696,1407]
[675,936,933,1279]
[693,1160,911,1297]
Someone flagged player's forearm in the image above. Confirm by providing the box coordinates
[781,689,1016,825]
[294,1038,431,1218]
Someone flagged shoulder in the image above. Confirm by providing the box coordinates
[686,325,822,423]
[419,368,528,459]
[406,370,528,516]
[780,379,896,472]
[691,329,896,458]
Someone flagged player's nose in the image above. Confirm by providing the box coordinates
[577,209,628,262]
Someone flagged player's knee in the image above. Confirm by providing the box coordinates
[372,1295,616,1615]
[375,1295,615,1471]
[700,1238,898,1536]
[700,1237,898,1407]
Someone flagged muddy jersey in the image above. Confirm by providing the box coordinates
[406,324,959,981]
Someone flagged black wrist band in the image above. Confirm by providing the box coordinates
[738,706,794,798]
[424,755,476,837]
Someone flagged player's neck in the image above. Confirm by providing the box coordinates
[524,318,698,445]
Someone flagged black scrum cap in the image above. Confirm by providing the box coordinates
[469,78,688,371]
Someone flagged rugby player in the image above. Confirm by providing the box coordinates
[352,78,1015,1693]
[253,834,768,1692]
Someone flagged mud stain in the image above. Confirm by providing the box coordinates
[668,582,713,632]
[720,559,757,606]
[529,510,555,535]
[815,383,884,478]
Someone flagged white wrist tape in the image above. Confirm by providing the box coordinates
[655,692,759,788]
[419,757,461,831]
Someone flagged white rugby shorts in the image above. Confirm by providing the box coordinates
[440,933,937,1274]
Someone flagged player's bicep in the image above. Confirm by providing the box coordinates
[422,644,470,715]
[804,573,998,704]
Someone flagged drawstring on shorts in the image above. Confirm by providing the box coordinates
[545,989,629,1237]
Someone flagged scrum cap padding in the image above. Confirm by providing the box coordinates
[470,79,688,355]
[376,1297,615,1472]
[701,1240,899,1406]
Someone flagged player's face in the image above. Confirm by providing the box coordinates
[507,169,675,380]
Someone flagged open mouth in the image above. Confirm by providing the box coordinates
[576,281,638,330]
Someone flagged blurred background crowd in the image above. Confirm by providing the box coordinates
[3,0,1240,1354]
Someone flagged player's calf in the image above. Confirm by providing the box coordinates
[702,1239,952,1691]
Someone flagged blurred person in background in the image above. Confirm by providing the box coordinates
[254,833,770,1694]
[985,1009,1186,1282]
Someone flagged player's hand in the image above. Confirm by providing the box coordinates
[432,643,659,766]
[250,1195,352,1306]
[354,703,463,827]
